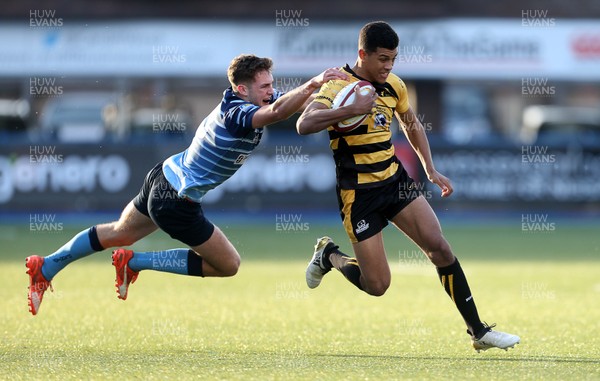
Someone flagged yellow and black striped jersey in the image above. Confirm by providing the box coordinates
[313,65,410,189]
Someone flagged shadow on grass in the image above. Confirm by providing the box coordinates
[318,353,600,364]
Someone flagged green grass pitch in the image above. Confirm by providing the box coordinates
[1,219,599,380]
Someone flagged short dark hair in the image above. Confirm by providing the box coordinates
[358,21,399,53]
[227,54,273,87]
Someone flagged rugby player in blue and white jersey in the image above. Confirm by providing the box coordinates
[26,54,347,315]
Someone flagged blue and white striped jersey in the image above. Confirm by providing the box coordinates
[162,87,282,202]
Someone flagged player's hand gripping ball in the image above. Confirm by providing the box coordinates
[331,80,375,132]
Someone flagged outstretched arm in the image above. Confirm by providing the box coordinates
[397,105,453,197]
[251,68,347,129]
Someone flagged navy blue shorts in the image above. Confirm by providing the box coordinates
[133,162,215,247]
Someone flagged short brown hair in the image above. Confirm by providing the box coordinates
[227,54,273,88]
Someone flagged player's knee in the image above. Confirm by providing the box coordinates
[98,224,137,248]
[423,235,450,255]
[115,235,137,247]
[219,255,241,277]
[426,238,454,266]
[364,280,390,296]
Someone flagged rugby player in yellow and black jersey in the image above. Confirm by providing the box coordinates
[297,21,520,352]
[315,65,410,191]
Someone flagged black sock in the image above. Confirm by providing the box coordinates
[327,246,363,291]
[321,243,336,269]
[436,258,485,338]
[187,250,204,277]
[88,226,104,251]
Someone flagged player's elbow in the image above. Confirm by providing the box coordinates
[296,122,308,135]
[296,116,312,135]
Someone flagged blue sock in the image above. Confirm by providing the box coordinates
[42,226,104,280]
[128,249,203,276]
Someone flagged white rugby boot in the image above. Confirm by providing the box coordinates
[305,236,335,289]
[472,323,520,352]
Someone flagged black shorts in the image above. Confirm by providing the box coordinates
[337,167,418,243]
[132,162,215,247]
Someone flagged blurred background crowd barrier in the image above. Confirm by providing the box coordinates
[1,1,599,216]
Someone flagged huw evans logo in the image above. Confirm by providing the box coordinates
[275,214,310,232]
[29,9,63,27]
[398,45,433,64]
[521,281,556,300]
[398,249,429,270]
[275,10,309,27]
[151,251,186,271]
[400,112,433,133]
[152,46,186,63]
[29,77,63,97]
[399,182,433,200]
[521,78,556,97]
[275,145,309,164]
[521,145,556,164]
[29,145,63,164]
[152,113,187,133]
[152,182,185,202]
[521,9,556,27]
[274,77,303,93]
[521,214,556,232]
[30,214,63,232]
[152,319,186,336]
[275,281,308,300]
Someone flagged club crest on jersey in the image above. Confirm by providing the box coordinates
[374,113,387,128]
[234,154,248,165]
[239,104,254,112]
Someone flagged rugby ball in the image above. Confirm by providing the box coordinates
[331,80,375,132]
